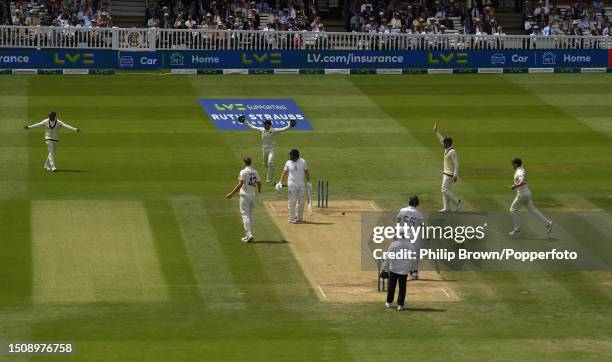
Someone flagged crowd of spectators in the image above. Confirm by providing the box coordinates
[0,0,610,37]
[145,0,321,31]
[345,0,505,35]
[1,0,113,27]
[522,0,610,36]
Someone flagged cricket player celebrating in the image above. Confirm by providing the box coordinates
[239,115,297,183]
[24,112,80,172]
[226,157,262,243]
[276,149,311,223]
[509,158,553,236]
[434,122,462,212]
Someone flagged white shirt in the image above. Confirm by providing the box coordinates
[27,118,78,141]
[245,120,290,148]
[239,166,260,196]
[382,205,424,275]
[513,167,531,196]
[396,206,424,243]
[436,131,459,176]
[283,158,308,187]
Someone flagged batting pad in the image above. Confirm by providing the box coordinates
[32,200,168,303]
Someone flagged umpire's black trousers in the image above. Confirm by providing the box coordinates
[386,271,408,306]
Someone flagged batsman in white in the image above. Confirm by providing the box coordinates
[434,122,462,212]
[239,115,296,183]
[508,158,553,236]
[276,149,311,223]
[24,111,80,172]
[226,157,262,243]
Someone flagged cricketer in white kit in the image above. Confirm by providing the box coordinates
[434,122,462,212]
[226,157,262,243]
[395,195,424,280]
[276,149,311,223]
[239,116,296,183]
[509,158,553,236]
[380,195,423,310]
[24,112,80,172]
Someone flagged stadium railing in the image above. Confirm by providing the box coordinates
[1,26,611,51]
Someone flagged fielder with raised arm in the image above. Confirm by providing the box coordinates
[239,115,297,183]
[434,122,462,212]
[226,157,262,243]
[508,158,553,236]
[276,149,311,223]
[24,112,80,172]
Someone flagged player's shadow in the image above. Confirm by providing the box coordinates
[403,307,446,312]
[297,221,334,225]
[510,236,557,242]
[254,240,289,244]
[55,169,87,173]
[439,211,486,215]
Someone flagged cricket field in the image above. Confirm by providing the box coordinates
[1,74,611,361]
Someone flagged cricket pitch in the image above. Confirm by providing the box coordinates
[265,200,459,304]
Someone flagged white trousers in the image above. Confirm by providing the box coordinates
[441,175,459,210]
[45,140,57,168]
[262,147,275,181]
[287,186,305,221]
[510,194,549,231]
[239,194,256,236]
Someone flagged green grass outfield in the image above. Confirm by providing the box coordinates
[1,74,611,361]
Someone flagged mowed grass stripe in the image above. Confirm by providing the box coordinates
[0,78,29,199]
[490,195,612,305]
[0,200,32,306]
[171,196,246,308]
[145,199,200,302]
[32,200,168,303]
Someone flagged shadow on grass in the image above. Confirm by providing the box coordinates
[511,236,556,242]
[296,221,334,225]
[55,169,87,173]
[403,307,447,312]
[254,240,290,244]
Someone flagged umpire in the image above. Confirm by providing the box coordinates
[380,195,422,311]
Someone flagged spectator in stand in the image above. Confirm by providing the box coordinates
[257,0,270,13]
[390,12,401,30]
[25,9,40,26]
[311,16,323,31]
[148,15,159,28]
[593,0,605,15]
[468,2,480,23]
[361,0,375,18]
[578,14,590,32]
[174,14,184,28]
[185,14,198,29]
[96,11,111,27]
[570,19,582,34]
[161,11,173,28]
[350,10,365,31]
[524,14,533,33]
